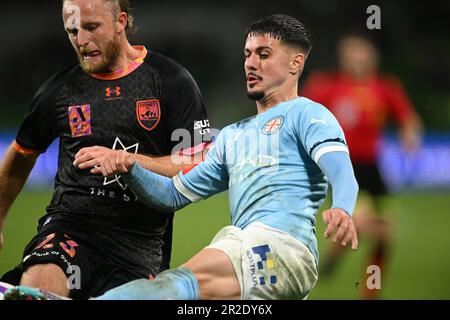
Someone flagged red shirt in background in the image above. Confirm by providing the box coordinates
[301,72,415,163]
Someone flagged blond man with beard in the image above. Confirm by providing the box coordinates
[0,0,210,299]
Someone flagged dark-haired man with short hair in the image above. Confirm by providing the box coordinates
[5,14,358,301]
[0,0,210,299]
[83,14,359,300]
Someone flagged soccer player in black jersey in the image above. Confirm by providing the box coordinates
[0,0,210,299]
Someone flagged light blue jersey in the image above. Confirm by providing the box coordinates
[173,97,349,263]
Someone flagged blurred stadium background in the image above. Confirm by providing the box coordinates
[0,0,449,299]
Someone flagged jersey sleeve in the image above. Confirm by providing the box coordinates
[317,152,358,216]
[164,66,211,150]
[295,103,349,163]
[172,130,228,202]
[15,77,58,153]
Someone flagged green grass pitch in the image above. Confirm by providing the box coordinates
[1,189,449,299]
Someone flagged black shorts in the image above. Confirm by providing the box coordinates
[0,228,152,299]
[352,163,387,196]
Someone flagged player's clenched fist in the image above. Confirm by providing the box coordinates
[95,150,136,177]
[322,208,358,250]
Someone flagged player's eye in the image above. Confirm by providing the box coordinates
[259,52,269,59]
[85,24,99,32]
[67,28,78,36]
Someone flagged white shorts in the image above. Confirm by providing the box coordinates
[206,222,318,300]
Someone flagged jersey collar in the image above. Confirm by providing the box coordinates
[90,45,148,81]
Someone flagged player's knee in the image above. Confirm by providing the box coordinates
[193,270,240,300]
[192,271,212,290]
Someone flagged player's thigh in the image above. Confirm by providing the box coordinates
[20,231,93,298]
[240,223,318,300]
[187,223,319,300]
[21,263,69,296]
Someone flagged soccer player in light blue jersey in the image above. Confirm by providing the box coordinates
[5,14,358,300]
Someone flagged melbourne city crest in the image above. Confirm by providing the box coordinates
[262,115,285,135]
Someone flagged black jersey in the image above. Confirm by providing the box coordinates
[15,46,210,272]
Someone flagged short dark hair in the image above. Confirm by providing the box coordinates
[244,14,311,54]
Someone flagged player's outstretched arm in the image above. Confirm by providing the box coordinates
[317,151,359,250]
[95,150,192,212]
[126,163,193,211]
[0,142,39,250]
[73,146,196,177]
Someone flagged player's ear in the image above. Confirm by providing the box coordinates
[117,12,128,34]
[289,52,305,76]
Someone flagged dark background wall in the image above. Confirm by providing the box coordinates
[0,0,449,129]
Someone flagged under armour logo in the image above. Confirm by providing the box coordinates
[105,87,121,98]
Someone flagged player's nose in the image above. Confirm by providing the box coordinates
[77,29,90,47]
[245,53,258,71]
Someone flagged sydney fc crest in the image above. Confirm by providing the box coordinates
[262,115,285,135]
[137,99,161,131]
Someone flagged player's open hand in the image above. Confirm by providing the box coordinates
[73,146,135,176]
[96,150,136,177]
[322,208,358,250]
[73,146,114,172]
